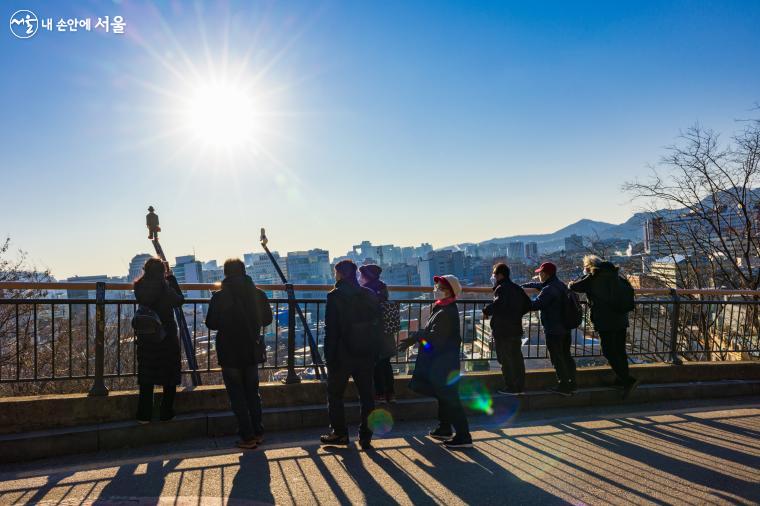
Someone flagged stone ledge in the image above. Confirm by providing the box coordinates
[1,361,758,434]
[1,378,758,464]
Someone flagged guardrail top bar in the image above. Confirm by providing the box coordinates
[1,281,760,297]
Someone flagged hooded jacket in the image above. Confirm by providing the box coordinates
[206,274,267,368]
[133,275,184,385]
[569,262,629,332]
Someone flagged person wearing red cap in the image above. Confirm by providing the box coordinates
[522,262,578,396]
[402,274,472,448]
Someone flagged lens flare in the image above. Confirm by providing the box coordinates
[446,370,462,386]
[368,408,394,435]
[420,339,431,350]
[458,378,494,415]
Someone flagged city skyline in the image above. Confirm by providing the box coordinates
[2,1,759,278]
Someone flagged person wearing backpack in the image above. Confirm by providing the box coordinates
[522,262,577,396]
[133,257,184,423]
[205,259,273,450]
[321,259,382,449]
[482,263,531,395]
[359,264,397,404]
[569,255,639,399]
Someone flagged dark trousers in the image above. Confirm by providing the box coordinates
[546,331,576,387]
[435,385,470,437]
[599,329,634,384]
[222,365,263,441]
[495,337,525,391]
[136,383,176,421]
[327,360,375,439]
[374,357,395,396]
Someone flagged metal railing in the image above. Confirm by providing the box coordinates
[0,282,759,395]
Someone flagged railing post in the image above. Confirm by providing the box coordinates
[284,283,301,384]
[88,282,109,396]
[669,289,683,365]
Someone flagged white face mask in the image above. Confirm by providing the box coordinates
[490,275,497,286]
[432,287,446,300]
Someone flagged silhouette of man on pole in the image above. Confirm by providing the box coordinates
[146,206,161,240]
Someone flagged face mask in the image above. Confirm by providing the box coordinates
[432,288,446,300]
[490,275,497,286]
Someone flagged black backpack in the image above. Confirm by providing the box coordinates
[131,304,166,344]
[562,288,584,329]
[610,276,635,314]
[343,290,383,358]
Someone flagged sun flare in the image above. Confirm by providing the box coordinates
[183,81,260,150]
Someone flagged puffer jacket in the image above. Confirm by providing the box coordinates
[569,262,629,331]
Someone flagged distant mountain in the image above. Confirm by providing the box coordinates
[441,215,651,254]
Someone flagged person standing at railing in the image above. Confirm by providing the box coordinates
[321,259,382,450]
[205,259,273,450]
[569,255,639,399]
[359,264,396,404]
[133,257,184,423]
[522,262,578,397]
[482,263,531,395]
[402,274,473,448]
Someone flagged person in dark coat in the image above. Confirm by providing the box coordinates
[405,274,472,448]
[482,263,531,394]
[206,258,270,450]
[522,262,577,396]
[146,206,160,240]
[569,255,639,398]
[359,264,396,403]
[321,259,381,449]
[133,257,184,422]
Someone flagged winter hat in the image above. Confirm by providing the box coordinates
[433,274,462,298]
[359,264,382,280]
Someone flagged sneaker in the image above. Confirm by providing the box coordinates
[359,439,373,450]
[375,394,386,403]
[320,433,349,445]
[253,434,264,444]
[548,385,573,397]
[428,427,454,441]
[444,435,473,449]
[137,419,150,425]
[622,379,640,400]
[237,439,258,450]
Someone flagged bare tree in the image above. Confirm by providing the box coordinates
[624,118,760,361]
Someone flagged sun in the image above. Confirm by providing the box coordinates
[183,80,260,150]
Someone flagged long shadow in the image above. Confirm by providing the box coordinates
[227,450,274,504]
[571,424,760,504]
[681,412,760,438]
[96,459,181,501]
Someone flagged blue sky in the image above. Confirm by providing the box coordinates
[1,0,759,278]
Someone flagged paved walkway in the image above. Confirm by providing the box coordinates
[1,398,758,505]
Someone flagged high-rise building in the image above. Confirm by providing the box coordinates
[417,250,465,286]
[507,241,525,260]
[247,251,286,298]
[525,242,539,260]
[286,249,331,298]
[564,234,584,252]
[382,263,422,298]
[128,253,152,282]
[173,255,205,299]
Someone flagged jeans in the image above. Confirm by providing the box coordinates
[546,331,577,387]
[222,365,263,441]
[327,359,375,439]
[599,329,635,384]
[136,383,176,421]
[435,384,470,437]
[495,337,525,391]
[374,357,395,396]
